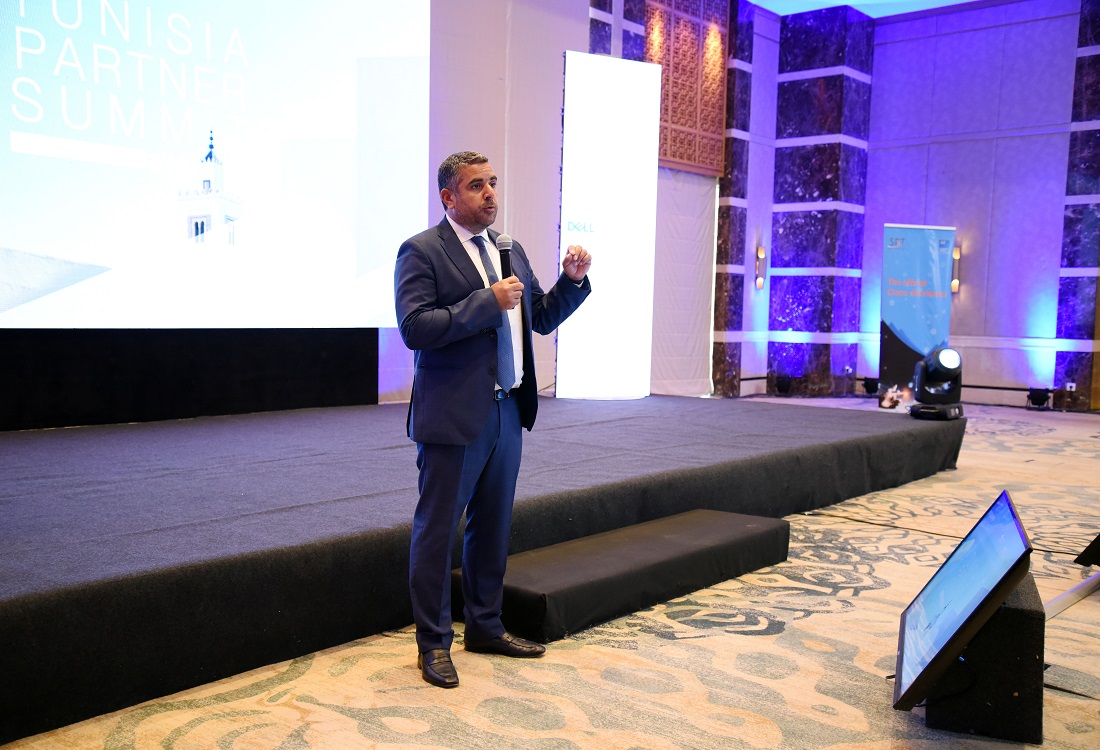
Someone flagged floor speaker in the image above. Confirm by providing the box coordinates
[925,571,1044,743]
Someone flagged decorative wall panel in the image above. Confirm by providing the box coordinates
[720,138,749,199]
[1066,130,1100,196]
[712,341,742,394]
[1080,0,1100,47]
[1055,0,1100,410]
[1072,54,1100,122]
[712,0,752,398]
[779,6,873,75]
[646,0,729,176]
[773,143,867,204]
[1057,277,1099,340]
[590,18,612,55]
[713,272,745,332]
[716,204,747,266]
[776,77,871,139]
[623,30,646,61]
[767,5,872,397]
[772,211,864,269]
[1062,204,1100,268]
[767,342,856,394]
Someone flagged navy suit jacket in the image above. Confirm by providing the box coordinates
[395,218,591,445]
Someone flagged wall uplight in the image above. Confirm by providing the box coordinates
[951,244,961,293]
[755,245,767,290]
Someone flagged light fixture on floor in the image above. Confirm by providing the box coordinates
[1026,388,1050,410]
[909,347,963,420]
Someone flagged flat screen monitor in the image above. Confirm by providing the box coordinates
[893,490,1032,710]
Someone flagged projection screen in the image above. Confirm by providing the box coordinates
[1,0,428,328]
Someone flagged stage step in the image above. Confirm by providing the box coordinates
[453,509,790,643]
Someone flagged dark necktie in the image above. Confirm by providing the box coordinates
[472,235,516,392]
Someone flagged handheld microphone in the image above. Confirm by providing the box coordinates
[495,233,513,279]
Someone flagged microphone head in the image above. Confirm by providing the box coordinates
[495,233,513,251]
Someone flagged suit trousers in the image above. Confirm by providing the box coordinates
[409,395,522,652]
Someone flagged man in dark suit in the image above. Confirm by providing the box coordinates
[395,151,592,688]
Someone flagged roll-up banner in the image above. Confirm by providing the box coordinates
[880,224,956,392]
[556,51,661,399]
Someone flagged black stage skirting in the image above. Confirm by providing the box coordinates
[0,395,966,744]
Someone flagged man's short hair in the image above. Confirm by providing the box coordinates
[438,151,489,197]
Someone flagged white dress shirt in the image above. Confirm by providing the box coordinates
[446,215,524,390]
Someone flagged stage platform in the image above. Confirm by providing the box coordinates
[0,395,966,744]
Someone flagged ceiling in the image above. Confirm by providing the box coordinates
[751,0,984,19]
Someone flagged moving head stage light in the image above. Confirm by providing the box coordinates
[909,347,963,420]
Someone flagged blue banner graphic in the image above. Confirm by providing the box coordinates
[880,224,956,390]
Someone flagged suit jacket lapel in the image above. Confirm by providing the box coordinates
[437,218,485,291]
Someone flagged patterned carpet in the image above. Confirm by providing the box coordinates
[7,399,1100,749]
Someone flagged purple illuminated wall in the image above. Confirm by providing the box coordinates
[766,6,872,395]
[1057,0,1100,410]
[528,0,1100,409]
[713,0,756,397]
[589,0,647,60]
[861,0,1094,409]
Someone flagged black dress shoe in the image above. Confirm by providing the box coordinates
[464,632,546,658]
[417,649,459,688]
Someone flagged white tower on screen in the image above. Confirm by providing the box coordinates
[179,131,241,245]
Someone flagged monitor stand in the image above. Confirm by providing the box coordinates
[924,571,1044,743]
